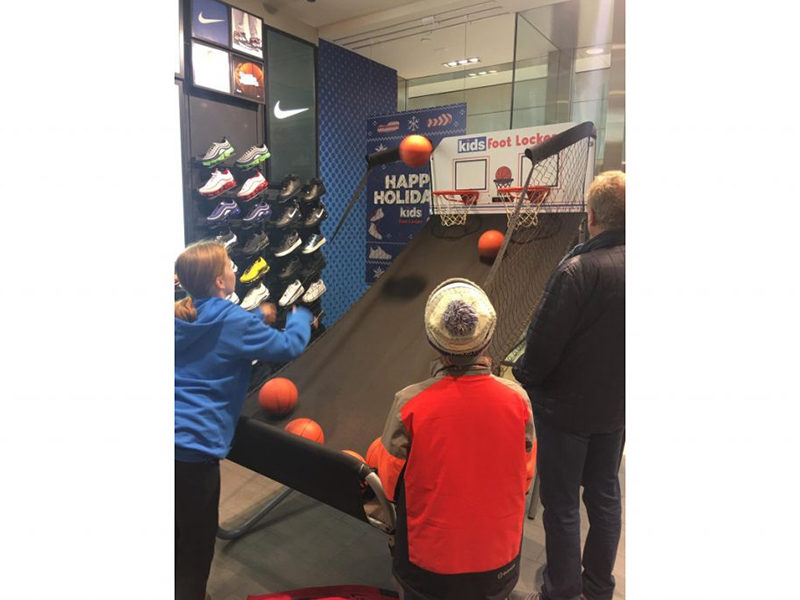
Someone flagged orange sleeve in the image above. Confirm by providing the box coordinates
[375,440,407,502]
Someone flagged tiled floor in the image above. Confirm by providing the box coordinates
[207,456,625,600]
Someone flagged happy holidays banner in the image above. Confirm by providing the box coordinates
[365,103,466,284]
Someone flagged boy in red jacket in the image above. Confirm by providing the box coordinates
[374,278,535,600]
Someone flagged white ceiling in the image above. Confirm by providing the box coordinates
[242,0,621,80]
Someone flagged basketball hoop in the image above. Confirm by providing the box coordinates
[495,184,550,228]
[432,190,479,226]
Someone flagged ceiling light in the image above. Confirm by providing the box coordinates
[468,57,479,63]
[585,47,604,55]
[446,61,458,67]
[468,73,477,77]
[478,71,487,75]
[488,70,497,73]
[457,59,469,65]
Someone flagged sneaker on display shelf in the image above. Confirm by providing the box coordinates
[277,257,301,280]
[274,203,301,228]
[278,174,303,202]
[303,205,328,227]
[301,178,326,203]
[200,138,235,167]
[302,278,327,303]
[273,231,302,257]
[240,256,270,284]
[237,171,269,201]
[278,279,305,307]
[240,282,270,310]
[226,291,240,305]
[301,233,327,254]
[230,259,238,273]
[235,144,271,169]
[242,201,272,225]
[214,230,238,250]
[241,231,270,255]
[199,168,236,197]
[207,199,241,225]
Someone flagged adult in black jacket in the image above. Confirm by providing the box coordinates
[513,171,625,600]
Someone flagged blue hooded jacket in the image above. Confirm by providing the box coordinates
[175,297,312,462]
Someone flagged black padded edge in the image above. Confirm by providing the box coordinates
[524,121,596,164]
[366,146,401,169]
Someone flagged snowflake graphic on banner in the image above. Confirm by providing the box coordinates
[373,266,385,279]
[375,143,387,152]
[407,116,419,131]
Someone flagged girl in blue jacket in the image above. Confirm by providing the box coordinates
[174,240,313,600]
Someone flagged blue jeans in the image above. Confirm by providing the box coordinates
[534,417,623,600]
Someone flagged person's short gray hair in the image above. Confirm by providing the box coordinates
[587,170,625,231]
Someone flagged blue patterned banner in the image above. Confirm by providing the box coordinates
[365,103,466,284]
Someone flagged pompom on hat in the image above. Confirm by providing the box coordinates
[424,278,497,362]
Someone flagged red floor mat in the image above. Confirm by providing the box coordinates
[248,584,399,600]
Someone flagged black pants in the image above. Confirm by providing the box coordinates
[175,459,220,600]
[534,417,623,600]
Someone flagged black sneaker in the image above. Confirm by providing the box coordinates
[300,178,326,203]
[278,174,303,202]
[214,230,238,250]
[302,204,328,227]
[274,202,301,228]
[276,256,301,279]
[273,231,302,257]
[242,231,270,255]
[301,233,327,254]
[299,251,326,277]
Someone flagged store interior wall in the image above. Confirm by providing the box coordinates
[317,40,397,325]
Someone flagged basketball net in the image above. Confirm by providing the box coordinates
[495,182,550,228]
[431,190,478,226]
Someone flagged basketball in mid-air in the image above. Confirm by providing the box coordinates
[258,377,298,416]
[284,418,325,444]
[478,230,505,259]
[399,135,433,168]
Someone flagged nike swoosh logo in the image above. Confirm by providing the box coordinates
[274,101,310,120]
[198,12,224,24]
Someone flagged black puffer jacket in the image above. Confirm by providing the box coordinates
[512,229,625,434]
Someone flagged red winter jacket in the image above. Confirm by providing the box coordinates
[375,357,534,592]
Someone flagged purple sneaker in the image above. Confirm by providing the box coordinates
[207,199,241,224]
[243,200,272,225]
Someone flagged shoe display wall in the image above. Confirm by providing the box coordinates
[192,141,328,330]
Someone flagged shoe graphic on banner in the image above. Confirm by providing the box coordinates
[302,278,327,303]
[301,233,326,254]
[370,207,385,222]
[241,231,270,255]
[207,199,241,225]
[368,246,392,261]
[237,171,269,201]
[368,222,383,240]
[214,230,238,250]
[240,282,270,310]
[279,279,305,307]
[273,231,302,257]
[235,144,270,169]
[201,138,235,167]
[199,168,236,197]
[243,201,272,225]
[240,256,270,284]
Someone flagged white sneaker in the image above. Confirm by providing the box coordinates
[240,283,270,310]
[230,259,238,273]
[226,291,240,304]
[370,207,385,222]
[368,245,392,260]
[199,169,235,196]
[302,278,326,303]
[237,171,268,200]
[279,279,305,307]
[368,222,383,240]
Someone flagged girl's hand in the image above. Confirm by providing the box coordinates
[259,302,278,325]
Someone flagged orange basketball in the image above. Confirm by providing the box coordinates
[365,436,383,468]
[478,229,504,259]
[258,377,298,416]
[399,135,433,168]
[342,450,367,463]
[284,418,325,444]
